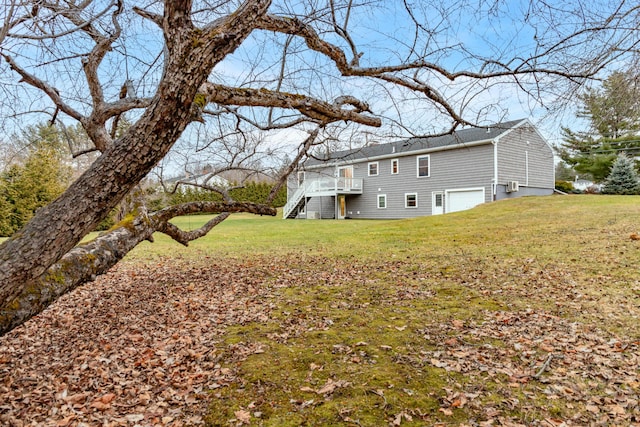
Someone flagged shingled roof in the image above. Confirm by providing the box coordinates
[306,118,526,166]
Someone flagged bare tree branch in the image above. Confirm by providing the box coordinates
[0,199,276,334]
[2,54,84,122]
[267,126,321,204]
[200,82,381,126]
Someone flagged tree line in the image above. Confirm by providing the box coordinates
[0,124,286,237]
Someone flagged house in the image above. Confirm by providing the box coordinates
[284,119,555,219]
[572,178,601,192]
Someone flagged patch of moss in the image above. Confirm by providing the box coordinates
[206,280,472,426]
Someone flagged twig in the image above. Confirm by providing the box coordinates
[533,354,554,379]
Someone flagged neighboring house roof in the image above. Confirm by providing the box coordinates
[305,118,527,167]
[573,179,602,191]
[164,172,230,188]
[218,169,277,184]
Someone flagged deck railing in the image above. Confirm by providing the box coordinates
[283,177,363,219]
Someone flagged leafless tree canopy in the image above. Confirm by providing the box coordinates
[0,0,638,334]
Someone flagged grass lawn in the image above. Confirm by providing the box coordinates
[124,195,640,426]
[2,195,639,426]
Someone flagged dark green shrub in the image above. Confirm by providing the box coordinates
[554,180,574,193]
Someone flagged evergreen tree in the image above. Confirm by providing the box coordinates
[601,153,640,195]
[0,181,12,236]
[0,129,72,237]
[557,70,640,181]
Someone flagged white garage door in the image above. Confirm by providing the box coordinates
[446,188,485,213]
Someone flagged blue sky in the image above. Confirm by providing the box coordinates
[1,0,635,164]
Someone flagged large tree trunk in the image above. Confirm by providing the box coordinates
[0,0,272,310]
[0,202,276,335]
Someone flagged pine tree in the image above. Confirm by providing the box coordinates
[601,153,640,195]
[557,70,640,181]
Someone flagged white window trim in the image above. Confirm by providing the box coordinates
[391,158,399,175]
[377,194,387,209]
[405,192,418,208]
[416,155,430,178]
[368,161,379,176]
[337,165,353,178]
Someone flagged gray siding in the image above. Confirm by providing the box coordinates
[496,124,555,200]
[319,144,494,219]
[496,185,553,199]
[304,196,335,219]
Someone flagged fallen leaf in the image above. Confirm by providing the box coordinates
[234,409,251,424]
[439,407,453,416]
[90,401,110,411]
[317,379,350,395]
[444,337,458,346]
[99,393,116,404]
[585,405,600,414]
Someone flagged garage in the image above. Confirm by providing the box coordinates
[446,188,485,213]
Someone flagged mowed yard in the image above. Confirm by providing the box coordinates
[1,195,639,426]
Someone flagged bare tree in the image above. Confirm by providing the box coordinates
[0,0,638,334]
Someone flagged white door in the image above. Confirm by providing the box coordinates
[432,192,444,215]
[446,188,485,213]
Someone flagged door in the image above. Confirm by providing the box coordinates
[337,195,346,219]
[446,188,485,213]
[432,191,444,215]
[337,166,353,190]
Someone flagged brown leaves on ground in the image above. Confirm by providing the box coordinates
[1,255,639,426]
[419,310,640,426]
[0,258,276,426]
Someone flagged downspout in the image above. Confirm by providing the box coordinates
[492,140,498,201]
[525,151,529,187]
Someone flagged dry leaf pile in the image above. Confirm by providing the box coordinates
[0,259,275,427]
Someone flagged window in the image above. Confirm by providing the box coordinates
[297,171,305,186]
[391,159,399,174]
[368,162,379,176]
[417,155,430,177]
[377,194,387,209]
[434,193,443,208]
[405,193,418,208]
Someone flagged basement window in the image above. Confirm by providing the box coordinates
[405,193,418,208]
[377,194,387,209]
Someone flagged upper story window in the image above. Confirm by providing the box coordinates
[297,171,305,186]
[368,162,379,176]
[417,155,430,177]
[391,159,399,174]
